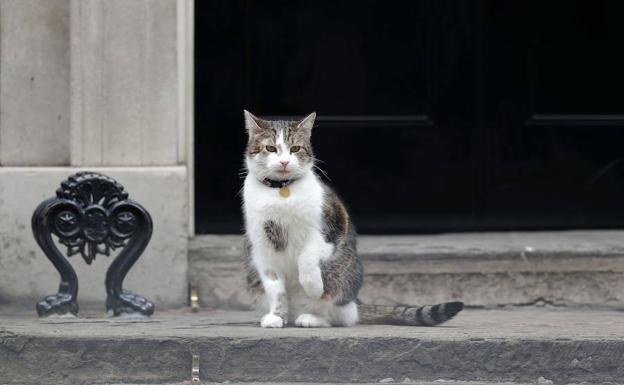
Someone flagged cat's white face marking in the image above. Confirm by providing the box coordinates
[250,132,307,180]
[244,112,315,181]
[250,154,309,181]
[269,130,302,177]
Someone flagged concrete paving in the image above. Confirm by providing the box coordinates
[14,381,615,384]
[1,307,623,384]
[83,382,545,385]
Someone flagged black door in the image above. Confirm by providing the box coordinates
[195,0,624,234]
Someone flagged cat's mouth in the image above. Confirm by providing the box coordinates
[272,165,300,177]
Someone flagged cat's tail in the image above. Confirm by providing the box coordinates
[358,301,464,326]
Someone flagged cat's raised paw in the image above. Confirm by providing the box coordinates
[299,274,324,299]
[295,313,331,328]
[260,313,285,328]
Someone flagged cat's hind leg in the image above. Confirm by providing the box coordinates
[329,301,359,327]
[294,313,331,328]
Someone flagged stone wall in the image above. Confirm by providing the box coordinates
[0,0,71,166]
[70,0,181,166]
[0,0,193,309]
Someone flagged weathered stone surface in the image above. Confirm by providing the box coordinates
[70,0,180,166]
[0,166,188,309]
[0,0,71,166]
[49,383,538,385]
[188,235,255,309]
[207,383,531,385]
[189,232,624,309]
[200,383,530,385]
[0,308,623,384]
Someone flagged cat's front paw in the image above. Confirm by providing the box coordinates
[299,274,324,299]
[295,313,331,328]
[260,313,285,328]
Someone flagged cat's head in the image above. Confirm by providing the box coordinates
[244,110,316,180]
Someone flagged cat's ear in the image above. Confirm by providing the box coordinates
[296,112,316,131]
[244,110,266,135]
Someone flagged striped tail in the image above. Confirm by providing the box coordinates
[358,301,464,326]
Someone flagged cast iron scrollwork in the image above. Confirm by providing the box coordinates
[32,172,154,317]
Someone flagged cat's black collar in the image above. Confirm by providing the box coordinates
[262,178,296,188]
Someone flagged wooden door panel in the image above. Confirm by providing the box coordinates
[245,1,430,116]
[195,1,624,233]
[530,0,624,115]
[196,0,480,233]
[484,1,624,229]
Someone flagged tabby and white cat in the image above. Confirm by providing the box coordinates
[242,110,463,328]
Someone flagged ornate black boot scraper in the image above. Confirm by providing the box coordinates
[32,172,155,317]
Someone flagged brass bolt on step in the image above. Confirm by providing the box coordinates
[189,286,200,313]
[191,354,200,383]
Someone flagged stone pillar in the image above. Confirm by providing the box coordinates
[0,0,71,166]
[70,0,180,166]
[0,0,193,309]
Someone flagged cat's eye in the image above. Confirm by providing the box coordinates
[290,146,301,153]
[265,145,277,152]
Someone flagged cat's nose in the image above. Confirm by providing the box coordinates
[280,160,289,168]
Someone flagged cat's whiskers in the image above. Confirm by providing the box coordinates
[313,162,331,181]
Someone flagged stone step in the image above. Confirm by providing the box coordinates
[53,378,564,385]
[188,231,624,310]
[12,378,560,385]
[1,308,622,384]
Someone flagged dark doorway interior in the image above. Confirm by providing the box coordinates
[195,0,624,234]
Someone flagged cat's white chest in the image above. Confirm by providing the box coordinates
[243,173,324,260]
[244,174,323,228]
